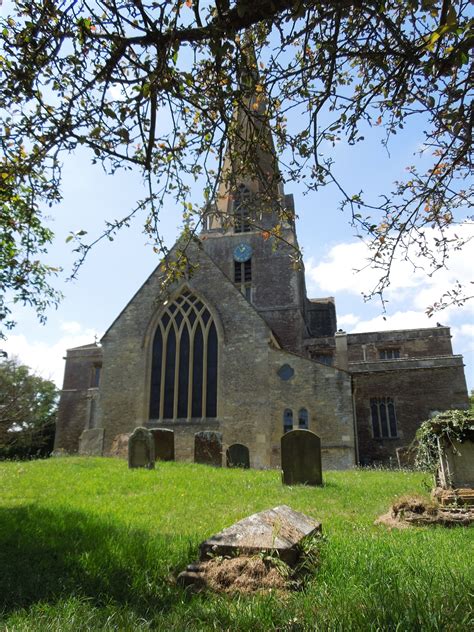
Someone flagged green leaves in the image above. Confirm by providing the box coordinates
[0,0,471,319]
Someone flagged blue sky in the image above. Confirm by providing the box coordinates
[4,124,473,393]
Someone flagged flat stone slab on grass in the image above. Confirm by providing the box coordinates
[199,505,321,565]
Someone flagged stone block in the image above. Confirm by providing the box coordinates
[78,428,104,456]
[110,433,130,458]
[200,505,321,565]
[194,431,222,467]
[226,443,250,468]
[128,427,155,469]
[281,429,323,486]
[439,435,474,489]
[151,428,175,461]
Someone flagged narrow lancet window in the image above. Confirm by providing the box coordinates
[298,408,309,429]
[283,409,293,433]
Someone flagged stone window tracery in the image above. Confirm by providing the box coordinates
[150,290,218,420]
[370,397,397,438]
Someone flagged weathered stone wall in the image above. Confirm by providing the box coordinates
[354,362,469,465]
[304,326,454,366]
[346,326,453,362]
[268,348,355,470]
[54,345,103,453]
[202,228,307,353]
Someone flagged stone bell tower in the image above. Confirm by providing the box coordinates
[200,49,308,352]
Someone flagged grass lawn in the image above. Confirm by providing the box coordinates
[0,458,472,631]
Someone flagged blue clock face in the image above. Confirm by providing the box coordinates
[233,243,252,263]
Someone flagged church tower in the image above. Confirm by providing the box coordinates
[200,54,309,352]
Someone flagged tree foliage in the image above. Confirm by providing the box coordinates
[0,0,472,331]
[0,357,58,458]
[415,409,474,471]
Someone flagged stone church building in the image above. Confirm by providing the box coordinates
[54,96,469,469]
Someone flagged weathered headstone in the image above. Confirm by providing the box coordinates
[151,428,175,461]
[128,427,155,469]
[438,432,474,489]
[194,431,222,467]
[110,433,131,459]
[78,428,104,456]
[200,505,322,564]
[281,429,323,486]
[226,443,250,468]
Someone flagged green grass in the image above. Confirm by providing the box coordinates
[0,458,472,631]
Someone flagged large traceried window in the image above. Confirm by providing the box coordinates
[149,290,218,420]
[233,184,252,233]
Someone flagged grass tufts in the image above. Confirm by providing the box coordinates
[0,457,472,630]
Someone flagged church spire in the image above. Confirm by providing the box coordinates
[205,36,286,233]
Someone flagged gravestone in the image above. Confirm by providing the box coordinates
[151,428,175,461]
[110,433,131,459]
[78,428,104,456]
[128,427,155,469]
[226,443,250,468]
[438,432,474,489]
[200,505,322,564]
[194,431,222,467]
[281,429,323,486]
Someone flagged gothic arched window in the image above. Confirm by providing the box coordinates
[233,184,252,233]
[149,290,218,420]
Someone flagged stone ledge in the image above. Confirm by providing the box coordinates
[349,355,464,373]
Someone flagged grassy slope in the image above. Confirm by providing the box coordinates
[0,458,472,631]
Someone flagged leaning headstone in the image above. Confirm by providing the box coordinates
[110,433,131,459]
[128,427,155,469]
[226,443,250,468]
[281,429,323,486]
[150,428,175,461]
[78,428,104,456]
[194,431,222,467]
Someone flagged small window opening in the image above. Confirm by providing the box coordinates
[379,349,400,360]
[234,259,252,302]
[312,353,333,366]
[298,408,309,429]
[283,408,293,434]
[244,260,252,282]
[90,364,101,388]
[234,261,242,283]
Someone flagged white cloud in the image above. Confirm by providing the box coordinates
[337,313,360,327]
[305,223,474,314]
[2,322,100,387]
[451,323,474,356]
[60,321,83,334]
[349,310,437,333]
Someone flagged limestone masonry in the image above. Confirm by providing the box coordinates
[55,94,469,468]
